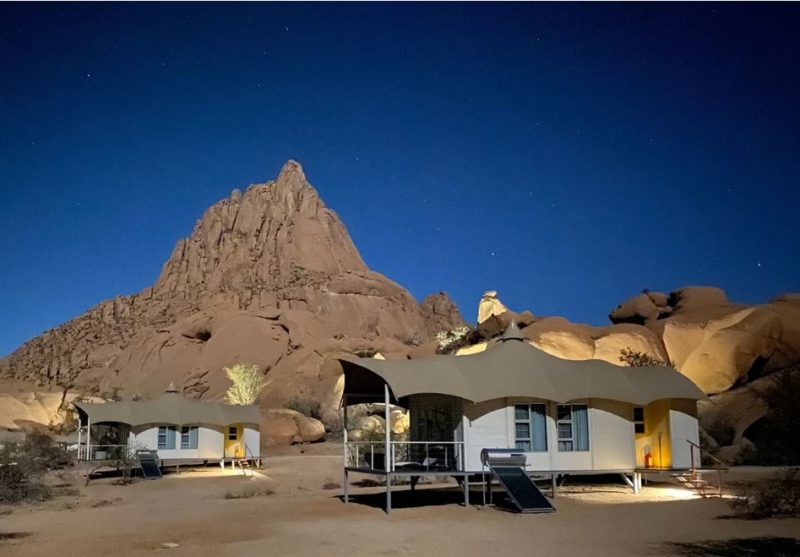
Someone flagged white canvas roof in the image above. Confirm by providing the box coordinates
[340,324,705,405]
[73,394,260,427]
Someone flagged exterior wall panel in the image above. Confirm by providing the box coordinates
[669,400,700,469]
[589,399,636,470]
[243,426,260,458]
[463,399,509,471]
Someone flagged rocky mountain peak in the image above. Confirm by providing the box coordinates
[0,161,437,407]
[152,160,367,305]
[419,292,466,337]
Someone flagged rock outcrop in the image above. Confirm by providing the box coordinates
[461,288,800,463]
[477,290,508,324]
[262,409,326,445]
[2,159,795,458]
[419,292,466,337]
[0,161,463,440]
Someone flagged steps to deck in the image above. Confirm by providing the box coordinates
[233,458,255,477]
[670,468,724,497]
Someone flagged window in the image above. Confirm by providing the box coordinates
[157,426,176,450]
[633,406,646,434]
[514,404,547,452]
[181,426,198,449]
[228,426,238,441]
[556,404,589,452]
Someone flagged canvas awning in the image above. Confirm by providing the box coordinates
[340,324,705,406]
[72,394,261,427]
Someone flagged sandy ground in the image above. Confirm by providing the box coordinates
[1,446,798,557]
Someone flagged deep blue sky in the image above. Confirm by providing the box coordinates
[2,3,799,357]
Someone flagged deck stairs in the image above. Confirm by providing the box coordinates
[671,469,719,497]
[232,444,260,477]
[670,440,728,498]
[233,458,254,477]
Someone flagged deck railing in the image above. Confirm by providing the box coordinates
[688,439,728,497]
[77,444,129,461]
[345,441,465,472]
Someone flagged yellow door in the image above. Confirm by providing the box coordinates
[224,424,243,458]
[634,401,672,469]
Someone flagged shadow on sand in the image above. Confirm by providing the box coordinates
[338,485,533,514]
[337,484,477,511]
[666,537,800,556]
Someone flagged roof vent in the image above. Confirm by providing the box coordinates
[165,382,179,394]
[499,321,526,342]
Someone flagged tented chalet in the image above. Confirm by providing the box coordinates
[339,323,706,512]
[72,385,261,468]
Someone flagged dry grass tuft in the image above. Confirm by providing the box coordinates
[223,484,275,499]
[0,532,32,541]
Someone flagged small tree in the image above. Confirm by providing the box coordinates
[436,326,471,354]
[619,347,674,368]
[224,363,265,405]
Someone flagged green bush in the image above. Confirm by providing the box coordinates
[730,468,800,519]
[619,348,675,368]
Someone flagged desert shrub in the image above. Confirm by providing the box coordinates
[730,468,800,519]
[357,428,387,443]
[0,433,71,503]
[668,537,800,556]
[734,442,761,466]
[619,348,674,368]
[223,484,275,499]
[322,413,344,439]
[345,404,368,429]
[224,363,265,405]
[745,364,800,465]
[286,397,322,420]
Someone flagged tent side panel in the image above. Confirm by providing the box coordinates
[589,400,636,470]
[198,426,224,459]
[669,400,700,469]
[243,426,260,458]
[132,426,159,452]
[463,399,509,471]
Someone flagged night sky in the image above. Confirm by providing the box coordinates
[2,3,799,357]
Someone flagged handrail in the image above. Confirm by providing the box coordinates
[686,439,728,468]
[346,441,463,445]
[687,439,726,497]
[240,443,259,476]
